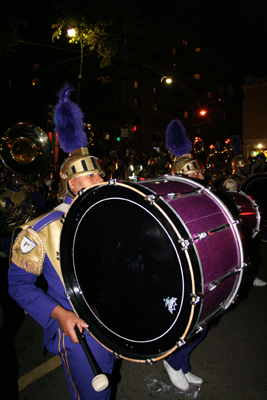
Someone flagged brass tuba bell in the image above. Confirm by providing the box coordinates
[0,122,52,176]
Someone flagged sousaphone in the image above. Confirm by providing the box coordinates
[0,122,51,175]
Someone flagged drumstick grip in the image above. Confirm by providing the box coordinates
[74,325,109,392]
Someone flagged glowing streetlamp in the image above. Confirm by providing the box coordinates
[160,76,172,84]
[157,76,172,145]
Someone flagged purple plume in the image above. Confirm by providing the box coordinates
[165,120,192,156]
[54,83,87,153]
[230,135,243,156]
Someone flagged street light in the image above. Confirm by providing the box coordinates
[67,28,83,105]
[160,76,172,84]
[157,76,172,146]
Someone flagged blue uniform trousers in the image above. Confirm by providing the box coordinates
[46,328,115,400]
[165,327,208,374]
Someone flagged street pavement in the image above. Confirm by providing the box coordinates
[1,236,267,400]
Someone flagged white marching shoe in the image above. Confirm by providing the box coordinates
[185,371,203,385]
[253,277,267,287]
[163,360,189,391]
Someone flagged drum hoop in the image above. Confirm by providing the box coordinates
[60,178,244,361]
[61,180,200,361]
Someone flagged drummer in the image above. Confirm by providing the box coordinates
[221,135,251,191]
[164,119,208,392]
[8,85,115,400]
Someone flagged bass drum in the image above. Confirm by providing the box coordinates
[241,173,267,226]
[60,176,244,363]
[217,190,260,239]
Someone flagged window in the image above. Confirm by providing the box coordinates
[32,78,39,86]
[153,86,157,95]
[184,110,189,118]
[172,48,176,55]
[207,92,212,98]
[194,74,201,80]
[182,38,188,46]
[103,132,110,140]
[173,63,176,69]
[134,80,139,89]
[195,47,201,53]
[32,63,39,70]
[151,103,158,111]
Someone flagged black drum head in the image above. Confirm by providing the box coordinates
[60,182,202,361]
[241,173,267,224]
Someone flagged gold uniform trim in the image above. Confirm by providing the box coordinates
[11,227,45,276]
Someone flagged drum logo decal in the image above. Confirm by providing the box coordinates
[20,236,37,254]
[163,296,177,314]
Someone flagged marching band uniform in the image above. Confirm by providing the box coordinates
[221,170,247,191]
[8,85,115,400]
[8,193,115,399]
[221,145,251,191]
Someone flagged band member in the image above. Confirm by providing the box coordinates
[167,119,206,181]
[0,170,46,258]
[165,119,208,391]
[221,135,251,191]
[221,136,266,287]
[8,84,115,400]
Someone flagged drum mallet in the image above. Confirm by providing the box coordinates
[74,325,109,392]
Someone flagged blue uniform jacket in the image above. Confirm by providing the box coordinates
[8,194,73,349]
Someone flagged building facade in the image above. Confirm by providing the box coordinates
[242,76,267,158]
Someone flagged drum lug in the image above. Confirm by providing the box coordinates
[178,238,192,250]
[209,281,220,291]
[167,192,181,200]
[233,220,240,225]
[176,338,186,347]
[195,324,206,334]
[113,352,121,359]
[144,194,159,204]
[146,358,154,365]
[190,293,204,305]
[78,188,86,196]
[60,216,65,224]
[108,179,117,186]
[56,251,61,261]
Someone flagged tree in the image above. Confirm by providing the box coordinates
[51,0,211,68]
[0,3,24,56]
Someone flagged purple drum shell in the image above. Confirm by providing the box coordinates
[142,177,243,324]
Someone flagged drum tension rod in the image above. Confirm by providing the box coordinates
[56,251,61,261]
[194,223,230,241]
[190,293,204,305]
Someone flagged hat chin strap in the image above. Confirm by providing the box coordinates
[67,181,76,198]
